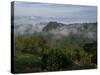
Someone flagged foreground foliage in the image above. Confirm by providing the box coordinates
[14,34,97,73]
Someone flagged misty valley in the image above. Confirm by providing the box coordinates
[14,21,97,73]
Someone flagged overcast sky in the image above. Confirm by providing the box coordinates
[14,1,97,24]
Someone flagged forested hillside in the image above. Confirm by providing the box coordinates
[14,22,97,73]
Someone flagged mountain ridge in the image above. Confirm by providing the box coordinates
[14,21,97,41]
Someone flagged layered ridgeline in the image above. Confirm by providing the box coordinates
[14,21,97,48]
[14,21,97,73]
[14,21,97,40]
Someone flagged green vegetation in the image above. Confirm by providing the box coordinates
[14,34,97,73]
[14,22,97,73]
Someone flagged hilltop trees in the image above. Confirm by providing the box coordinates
[14,22,97,73]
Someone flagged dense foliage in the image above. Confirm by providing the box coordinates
[13,22,97,73]
[14,33,97,73]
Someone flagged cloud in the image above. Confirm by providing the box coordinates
[14,1,97,23]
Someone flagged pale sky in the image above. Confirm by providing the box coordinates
[14,1,97,24]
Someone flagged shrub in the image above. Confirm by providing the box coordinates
[14,52,41,73]
[83,41,97,64]
[41,48,73,71]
